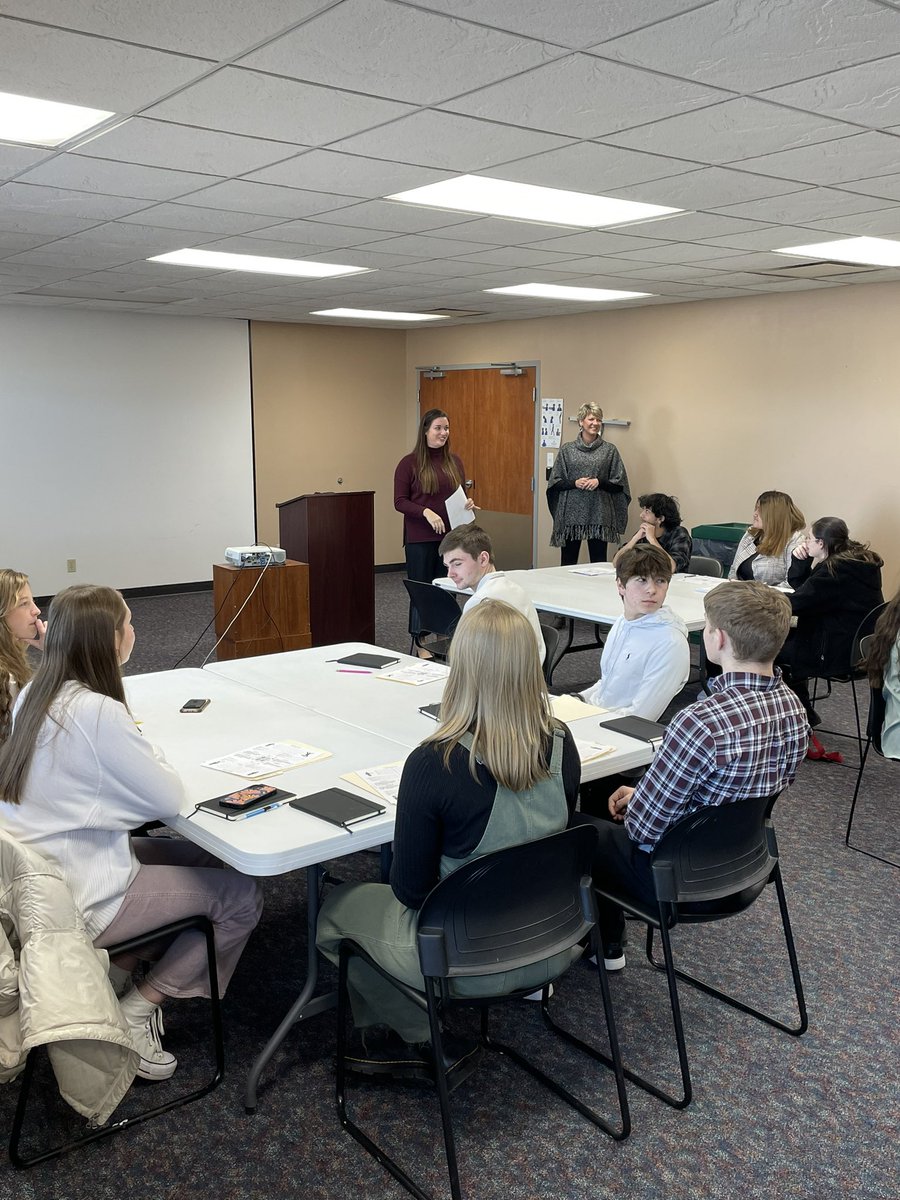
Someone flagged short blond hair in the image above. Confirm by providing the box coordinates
[704,581,791,663]
[577,402,603,423]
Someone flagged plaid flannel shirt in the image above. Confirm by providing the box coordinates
[625,670,808,848]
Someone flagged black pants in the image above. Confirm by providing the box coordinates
[404,541,445,636]
[569,814,655,947]
[560,538,607,566]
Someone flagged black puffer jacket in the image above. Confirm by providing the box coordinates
[787,555,884,678]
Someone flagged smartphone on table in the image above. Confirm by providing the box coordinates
[218,784,279,810]
[180,698,211,713]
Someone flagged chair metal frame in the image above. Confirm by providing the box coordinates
[595,793,807,1110]
[845,635,899,868]
[403,579,462,661]
[9,914,224,1169]
[807,602,886,767]
[335,827,630,1200]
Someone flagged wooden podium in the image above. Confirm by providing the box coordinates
[212,559,311,660]
[277,491,375,646]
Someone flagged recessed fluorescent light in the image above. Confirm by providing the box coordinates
[774,236,900,268]
[485,283,653,302]
[148,249,369,278]
[310,308,448,321]
[387,175,680,228]
[0,90,115,147]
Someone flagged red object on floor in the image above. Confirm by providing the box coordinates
[806,734,844,764]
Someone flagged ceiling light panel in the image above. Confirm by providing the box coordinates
[485,283,653,302]
[774,236,900,267]
[0,90,114,147]
[387,175,680,228]
[148,249,370,278]
[310,308,448,321]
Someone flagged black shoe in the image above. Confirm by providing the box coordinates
[345,1026,480,1090]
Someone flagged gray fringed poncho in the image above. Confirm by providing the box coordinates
[546,436,630,548]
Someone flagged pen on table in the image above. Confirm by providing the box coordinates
[337,668,372,674]
[242,799,292,820]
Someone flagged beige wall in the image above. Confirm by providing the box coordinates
[250,321,408,564]
[405,281,900,591]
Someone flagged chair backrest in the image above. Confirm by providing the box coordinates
[402,579,463,637]
[859,634,887,756]
[540,622,565,684]
[649,793,781,906]
[688,556,723,578]
[416,825,598,981]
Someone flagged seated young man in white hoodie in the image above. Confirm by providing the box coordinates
[579,543,689,814]
[439,524,545,663]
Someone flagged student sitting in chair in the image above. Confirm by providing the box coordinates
[438,524,545,662]
[576,581,808,970]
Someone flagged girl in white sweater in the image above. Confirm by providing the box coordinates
[0,585,263,1080]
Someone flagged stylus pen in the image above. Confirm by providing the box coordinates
[337,668,372,674]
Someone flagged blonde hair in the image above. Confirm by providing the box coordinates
[577,402,603,423]
[704,581,791,663]
[752,491,805,557]
[424,601,555,791]
[0,570,34,743]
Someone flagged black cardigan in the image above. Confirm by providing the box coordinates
[787,555,884,678]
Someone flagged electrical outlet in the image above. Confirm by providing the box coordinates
[67,559,76,573]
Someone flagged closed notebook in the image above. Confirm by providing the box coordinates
[289,787,386,828]
[418,702,442,721]
[195,787,295,821]
[334,652,399,670]
[598,716,667,745]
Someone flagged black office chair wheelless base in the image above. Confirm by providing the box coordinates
[9,915,225,1169]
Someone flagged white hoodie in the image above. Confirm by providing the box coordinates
[581,605,690,720]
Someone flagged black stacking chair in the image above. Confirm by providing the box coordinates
[687,555,722,578]
[809,602,886,766]
[403,579,462,661]
[540,621,566,686]
[336,826,630,1200]
[10,915,224,1168]
[595,792,807,1110]
[845,635,899,868]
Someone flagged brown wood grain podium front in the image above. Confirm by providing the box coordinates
[277,491,375,646]
[212,559,311,660]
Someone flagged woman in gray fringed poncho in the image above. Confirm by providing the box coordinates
[547,403,630,565]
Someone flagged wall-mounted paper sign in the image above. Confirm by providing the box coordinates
[540,398,563,448]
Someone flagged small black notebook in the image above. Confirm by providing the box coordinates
[598,716,667,744]
[334,652,399,670]
[289,787,386,829]
[195,787,295,821]
[418,702,442,721]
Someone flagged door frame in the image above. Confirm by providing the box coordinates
[415,360,542,567]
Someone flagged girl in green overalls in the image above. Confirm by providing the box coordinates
[317,600,581,1082]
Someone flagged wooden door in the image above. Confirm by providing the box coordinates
[418,366,536,568]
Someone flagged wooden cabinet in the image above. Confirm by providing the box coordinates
[212,559,311,660]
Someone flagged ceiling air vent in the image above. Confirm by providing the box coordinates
[754,261,879,280]
[424,307,489,318]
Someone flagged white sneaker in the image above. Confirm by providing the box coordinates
[119,990,178,1081]
[522,983,554,1002]
[587,945,627,972]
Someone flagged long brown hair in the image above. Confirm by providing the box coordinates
[867,588,900,687]
[810,516,882,576]
[0,570,34,743]
[424,600,556,791]
[751,490,805,557]
[413,408,463,495]
[0,585,128,805]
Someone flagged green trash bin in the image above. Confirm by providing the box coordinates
[690,522,747,575]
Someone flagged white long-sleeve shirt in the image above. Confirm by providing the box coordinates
[462,571,546,662]
[581,606,689,720]
[1,682,184,938]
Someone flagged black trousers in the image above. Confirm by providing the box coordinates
[569,813,655,947]
[404,540,445,635]
[560,538,607,566]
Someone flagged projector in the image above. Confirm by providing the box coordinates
[225,545,286,568]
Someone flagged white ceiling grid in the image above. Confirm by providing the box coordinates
[0,0,898,324]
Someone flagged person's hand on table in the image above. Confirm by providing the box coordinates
[423,507,445,534]
[608,786,634,822]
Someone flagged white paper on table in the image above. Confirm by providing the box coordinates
[550,694,609,722]
[203,740,331,779]
[569,565,615,576]
[376,662,450,686]
[445,485,474,530]
[574,740,616,765]
[342,761,405,805]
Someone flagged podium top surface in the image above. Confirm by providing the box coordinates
[277,491,374,507]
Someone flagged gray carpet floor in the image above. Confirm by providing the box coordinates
[4,572,898,1199]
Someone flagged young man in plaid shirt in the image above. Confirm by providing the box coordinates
[583,580,808,970]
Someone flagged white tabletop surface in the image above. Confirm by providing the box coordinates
[436,565,716,631]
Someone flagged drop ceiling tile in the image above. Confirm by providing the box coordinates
[527,255,656,274]
[609,242,747,265]
[17,155,225,202]
[712,187,890,223]
[0,145,54,181]
[526,229,676,256]
[489,139,700,191]
[606,97,853,164]
[244,150,454,197]
[188,234,378,260]
[366,233,506,257]
[402,216,593,245]
[304,248,431,268]
[804,208,900,237]
[76,118,302,177]
[833,173,900,203]
[607,165,806,208]
[694,224,839,251]
[735,132,900,186]
[4,1,333,59]
[62,222,220,253]
[759,55,900,130]
[310,200,484,234]
[176,179,361,219]
[1,245,143,269]
[621,210,777,240]
[397,259,499,277]
[611,262,743,281]
[1,182,148,221]
[679,249,798,272]
[0,17,214,111]
[0,232,55,256]
[238,0,557,105]
[243,220,400,247]
[410,0,709,48]
[449,246,582,267]
[445,53,724,138]
[331,110,573,171]
[117,204,275,235]
[595,0,900,92]
[145,67,413,146]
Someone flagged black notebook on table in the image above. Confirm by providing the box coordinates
[195,786,295,821]
[418,702,442,721]
[289,787,386,829]
[333,652,399,670]
[598,716,667,745]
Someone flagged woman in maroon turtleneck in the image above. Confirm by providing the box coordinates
[394,408,471,638]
